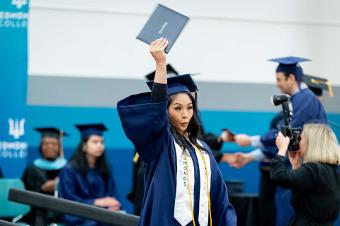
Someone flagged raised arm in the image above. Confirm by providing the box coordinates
[150,38,168,85]
[117,38,170,163]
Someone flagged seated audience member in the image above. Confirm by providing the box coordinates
[272,123,340,226]
[21,127,67,224]
[59,123,121,226]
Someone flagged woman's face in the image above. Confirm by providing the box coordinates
[299,133,307,156]
[168,93,194,135]
[84,135,105,159]
[41,136,59,160]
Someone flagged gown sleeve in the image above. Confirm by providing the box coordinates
[59,165,103,226]
[117,92,170,163]
[59,165,95,205]
[290,92,326,127]
[106,173,121,202]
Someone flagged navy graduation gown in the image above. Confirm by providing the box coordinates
[117,92,236,226]
[261,88,327,157]
[59,163,120,226]
[21,163,63,224]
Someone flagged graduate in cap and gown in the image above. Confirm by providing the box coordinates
[145,64,235,163]
[118,38,236,226]
[128,65,236,216]
[59,123,121,226]
[21,127,67,224]
[127,64,180,215]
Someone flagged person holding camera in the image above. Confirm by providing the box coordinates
[272,123,340,226]
[230,57,328,226]
[232,57,327,164]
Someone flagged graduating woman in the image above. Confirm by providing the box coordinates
[117,38,236,226]
[59,123,121,226]
[272,123,340,226]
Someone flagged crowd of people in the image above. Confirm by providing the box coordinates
[1,38,340,226]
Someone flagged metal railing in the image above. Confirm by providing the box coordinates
[0,219,19,226]
[7,189,139,226]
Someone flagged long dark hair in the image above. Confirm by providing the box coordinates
[168,92,207,152]
[70,137,111,178]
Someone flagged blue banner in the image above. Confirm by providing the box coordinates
[0,0,29,178]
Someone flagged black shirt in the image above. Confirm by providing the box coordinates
[271,155,340,225]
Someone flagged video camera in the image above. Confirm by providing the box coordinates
[271,94,302,151]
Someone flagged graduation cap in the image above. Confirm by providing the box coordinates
[146,74,198,96]
[35,127,68,139]
[75,123,107,140]
[268,56,311,82]
[303,74,333,97]
[145,64,179,81]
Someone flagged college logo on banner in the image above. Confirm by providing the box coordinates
[0,0,28,28]
[12,0,28,9]
[0,118,28,159]
[0,0,29,177]
[8,118,25,139]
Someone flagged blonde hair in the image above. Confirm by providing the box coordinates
[303,124,340,165]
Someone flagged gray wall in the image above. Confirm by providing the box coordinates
[28,75,340,113]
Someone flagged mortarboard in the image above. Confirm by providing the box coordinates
[268,56,310,82]
[35,127,68,139]
[145,64,179,81]
[303,74,333,97]
[75,123,107,140]
[146,74,198,96]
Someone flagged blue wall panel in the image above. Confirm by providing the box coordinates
[22,106,340,214]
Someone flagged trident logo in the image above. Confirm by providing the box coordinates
[11,0,28,9]
[8,118,25,139]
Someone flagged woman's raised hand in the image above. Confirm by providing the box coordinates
[150,37,168,64]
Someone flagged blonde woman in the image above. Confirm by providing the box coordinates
[272,123,340,226]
